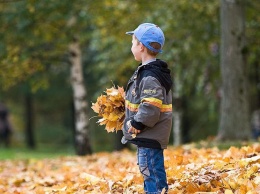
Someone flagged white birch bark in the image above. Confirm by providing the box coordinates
[173,110,182,146]
[173,78,182,146]
[69,38,92,155]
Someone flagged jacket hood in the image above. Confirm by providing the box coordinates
[139,59,173,94]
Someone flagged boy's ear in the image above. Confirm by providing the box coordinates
[140,42,145,52]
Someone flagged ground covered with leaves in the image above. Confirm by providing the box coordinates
[0,143,260,194]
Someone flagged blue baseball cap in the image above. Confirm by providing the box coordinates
[126,23,165,53]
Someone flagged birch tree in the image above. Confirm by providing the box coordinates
[69,37,92,155]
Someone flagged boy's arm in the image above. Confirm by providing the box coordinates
[131,76,163,130]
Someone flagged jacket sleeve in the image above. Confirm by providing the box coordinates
[132,76,163,129]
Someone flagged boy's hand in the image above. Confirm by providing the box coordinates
[127,120,141,134]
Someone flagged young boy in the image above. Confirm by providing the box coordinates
[121,23,173,193]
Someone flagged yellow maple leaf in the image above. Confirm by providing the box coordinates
[117,86,125,98]
[108,112,120,122]
[224,189,234,194]
[91,102,100,114]
[106,87,119,96]
[185,182,199,193]
[105,121,118,132]
[246,165,258,178]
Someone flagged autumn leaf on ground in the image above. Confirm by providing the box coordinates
[91,86,125,132]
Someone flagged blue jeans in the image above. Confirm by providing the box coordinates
[137,147,168,194]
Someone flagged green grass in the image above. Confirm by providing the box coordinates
[194,139,258,150]
[0,144,75,160]
[1,140,258,161]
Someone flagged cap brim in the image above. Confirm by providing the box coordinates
[126,31,134,35]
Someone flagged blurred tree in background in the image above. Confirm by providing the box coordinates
[218,0,250,140]
[0,0,259,155]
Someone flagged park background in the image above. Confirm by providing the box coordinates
[0,0,259,157]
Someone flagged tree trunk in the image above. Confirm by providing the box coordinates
[254,61,260,108]
[25,92,35,149]
[218,0,250,140]
[69,38,92,155]
[172,82,182,146]
[173,110,182,146]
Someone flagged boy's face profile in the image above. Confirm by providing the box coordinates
[131,35,143,62]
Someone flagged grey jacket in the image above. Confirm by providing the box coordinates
[121,59,173,149]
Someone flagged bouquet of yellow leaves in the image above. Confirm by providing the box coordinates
[91,86,125,132]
